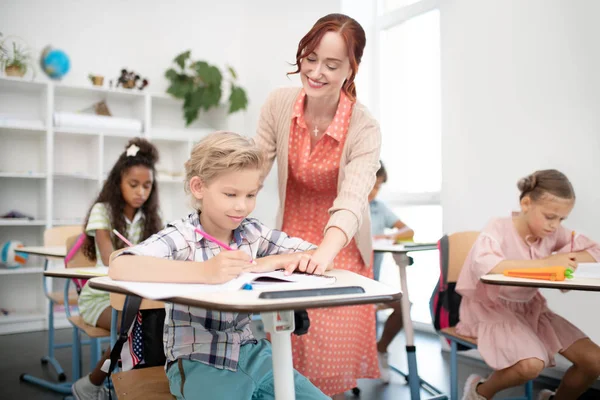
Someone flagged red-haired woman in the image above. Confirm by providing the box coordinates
[255,13,382,398]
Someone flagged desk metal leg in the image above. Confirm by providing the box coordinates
[391,253,447,400]
[261,311,296,400]
[41,259,68,382]
[21,264,74,394]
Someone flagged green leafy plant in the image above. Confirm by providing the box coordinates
[165,50,248,126]
[0,33,33,76]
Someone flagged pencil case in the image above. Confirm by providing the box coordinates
[503,266,573,281]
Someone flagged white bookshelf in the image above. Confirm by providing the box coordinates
[0,75,217,334]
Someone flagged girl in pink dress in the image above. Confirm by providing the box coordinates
[456,169,600,400]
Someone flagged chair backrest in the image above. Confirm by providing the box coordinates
[65,234,95,268]
[44,225,82,247]
[430,231,480,339]
[446,231,480,283]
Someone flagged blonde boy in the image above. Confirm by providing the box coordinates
[110,132,330,399]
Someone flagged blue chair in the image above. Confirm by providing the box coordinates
[21,228,110,395]
[39,226,81,381]
[435,232,533,400]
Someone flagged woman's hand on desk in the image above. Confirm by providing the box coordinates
[249,251,334,275]
[203,250,255,284]
[248,253,303,273]
[290,248,335,275]
[249,252,316,273]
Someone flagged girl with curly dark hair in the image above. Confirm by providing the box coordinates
[72,137,163,400]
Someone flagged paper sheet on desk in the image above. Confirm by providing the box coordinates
[573,263,600,279]
[108,270,336,300]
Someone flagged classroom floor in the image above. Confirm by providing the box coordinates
[1,317,599,399]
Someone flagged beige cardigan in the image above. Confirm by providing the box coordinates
[255,87,381,267]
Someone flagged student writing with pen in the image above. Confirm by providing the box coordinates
[456,170,600,400]
[108,132,331,400]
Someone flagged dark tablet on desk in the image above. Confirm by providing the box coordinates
[258,286,365,299]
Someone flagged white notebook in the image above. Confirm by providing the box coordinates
[572,263,600,279]
[108,270,336,301]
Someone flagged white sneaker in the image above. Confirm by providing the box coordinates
[378,352,390,383]
[461,374,486,400]
[537,389,555,400]
[71,375,110,400]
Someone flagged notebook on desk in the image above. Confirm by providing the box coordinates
[107,270,336,301]
[572,263,600,279]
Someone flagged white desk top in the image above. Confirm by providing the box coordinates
[44,266,108,279]
[16,246,67,258]
[481,274,600,292]
[373,241,438,253]
[89,269,402,313]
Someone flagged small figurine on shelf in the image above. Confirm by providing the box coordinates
[115,68,149,90]
[139,78,149,90]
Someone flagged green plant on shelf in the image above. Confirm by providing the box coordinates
[165,50,248,126]
[0,32,34,78]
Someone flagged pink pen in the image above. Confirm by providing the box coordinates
[570,230,575,253]
[112,229,133,247]
[194,227,254,263]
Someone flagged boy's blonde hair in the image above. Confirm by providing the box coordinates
[184,131,266,210]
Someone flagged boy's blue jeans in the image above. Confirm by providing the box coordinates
[166,339,330,399]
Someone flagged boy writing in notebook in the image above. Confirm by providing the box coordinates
[109,131,330,400]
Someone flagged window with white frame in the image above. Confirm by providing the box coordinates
[376,0,441,326]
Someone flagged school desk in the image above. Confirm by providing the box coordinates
[16,245,67,259]
[89,269,401,400]
[481,273,600,291]
[373,242,445,400]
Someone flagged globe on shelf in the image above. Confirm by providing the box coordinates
[40,45,70,80]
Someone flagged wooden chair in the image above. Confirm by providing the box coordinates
[109,294,173,399]
[437,231,533,400]
[40,226,84,381]
[111,366,173,400]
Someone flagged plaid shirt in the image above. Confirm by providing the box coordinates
[117,212,316,371]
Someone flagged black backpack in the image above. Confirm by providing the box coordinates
[107,296,166,375]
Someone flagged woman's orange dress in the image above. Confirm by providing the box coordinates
[283,90,379,396]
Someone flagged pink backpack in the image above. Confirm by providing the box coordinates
[64,233,88,293]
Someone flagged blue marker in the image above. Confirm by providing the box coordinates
[242,283,253,290]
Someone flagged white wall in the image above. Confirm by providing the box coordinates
[0,0,340,225]
[340,0,378,112]
[440,0,600,342]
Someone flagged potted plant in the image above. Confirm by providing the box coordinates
[165,50,248,126]
[0,33,33,78]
